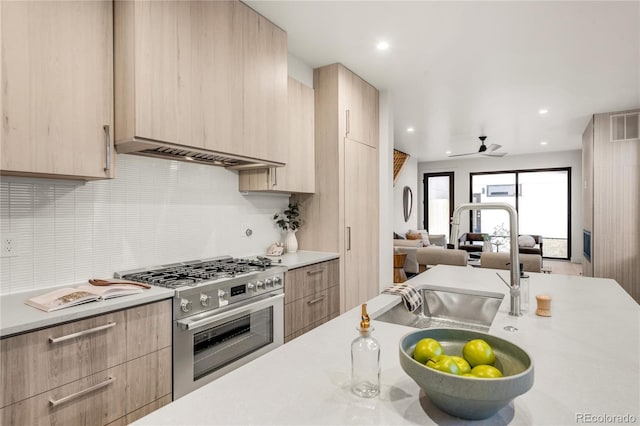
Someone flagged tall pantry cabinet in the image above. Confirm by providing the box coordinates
[295,63,379,313]
[582,108,640,302]
[1,0,114,180]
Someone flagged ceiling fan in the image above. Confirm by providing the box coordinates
[448,136,507,158]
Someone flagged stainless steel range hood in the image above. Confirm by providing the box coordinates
[115,138,284,170]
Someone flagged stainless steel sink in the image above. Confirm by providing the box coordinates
[374,286,504,332]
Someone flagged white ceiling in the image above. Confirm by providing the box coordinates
[245,1,640,162]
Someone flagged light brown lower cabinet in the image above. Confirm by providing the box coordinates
[0,299,172,426]
[284,259,339,342]
[106,395,173,426]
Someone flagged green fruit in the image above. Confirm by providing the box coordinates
[470,365,503,378]
[461,373,476,377]
[462,339,495,367]
[413,338,443,364]
[449,355,471,374]
[426,355,461,375]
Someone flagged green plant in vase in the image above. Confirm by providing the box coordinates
[273,201,302,253]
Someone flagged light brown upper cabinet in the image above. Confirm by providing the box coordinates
[1,1,114,180]
[239,77,315,193]
[241,5,288,164]
[114,0,287,165]
[342,68,379,149]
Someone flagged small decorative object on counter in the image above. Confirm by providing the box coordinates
[267,242,284,256]
[273,201,302,253]
[351,304,380,398]
[535,294,552,317]
[519,263,530,313]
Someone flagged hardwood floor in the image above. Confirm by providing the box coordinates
[542,260,583,276]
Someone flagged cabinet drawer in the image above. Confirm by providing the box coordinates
[285,302,339,343]
[126,299,172,359]
[284,285,339,337]
[284,259,339,304]
[125,347,172,413]
[284,287,340,343]
[0,363,127,426]
[106,394,172,426]
[1,310,127,407]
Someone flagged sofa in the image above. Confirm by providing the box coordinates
[394,234,467,274]
[417,247,468,268]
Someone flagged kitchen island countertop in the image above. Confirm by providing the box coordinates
[135,265,639,425]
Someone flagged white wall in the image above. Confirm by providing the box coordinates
[393,157,418,235]
[417,150,583,262]
[287,53,313,87]
[379,89,394,289]
[0,155,289,295]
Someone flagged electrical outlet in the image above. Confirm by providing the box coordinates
[240,223,253,238]
[2,233,19,257]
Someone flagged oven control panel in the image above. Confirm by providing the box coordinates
[172,271,285,320]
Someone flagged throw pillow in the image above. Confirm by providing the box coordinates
[518,235,536,248]
[406,231,422,240]
[393,232,405,240]
[407,229,431,246]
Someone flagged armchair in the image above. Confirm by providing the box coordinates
[518,234,543,257]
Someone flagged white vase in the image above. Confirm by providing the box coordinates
[284,230,298,253]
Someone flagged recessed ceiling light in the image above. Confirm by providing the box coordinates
[376,41,390,51]
[445,150,452,155]
[407,127,415,133]
[538,109,548,115]
[540,141,548,145]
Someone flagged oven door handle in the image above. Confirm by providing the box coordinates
[176,293,284,331]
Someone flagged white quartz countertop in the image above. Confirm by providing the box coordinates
[0,251,337,337]
[0,284,174,337]
[136,265,640,425]
[257,250,339,269]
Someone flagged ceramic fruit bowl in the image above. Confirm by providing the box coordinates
[399,328,534,420]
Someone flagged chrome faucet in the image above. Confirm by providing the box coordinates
[451,202,522,317]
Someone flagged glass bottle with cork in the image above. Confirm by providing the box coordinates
[351,303,380,398]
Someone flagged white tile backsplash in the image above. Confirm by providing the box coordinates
[0,154,289,295]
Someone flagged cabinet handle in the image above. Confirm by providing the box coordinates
[307,295,325,305]
[48,322,116,344]
[346,226,351,251]
[346,109,350,135]
[49,376,115,407]
[306,269,324,275]
[272,167,278,187]
[103,125,111,173]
